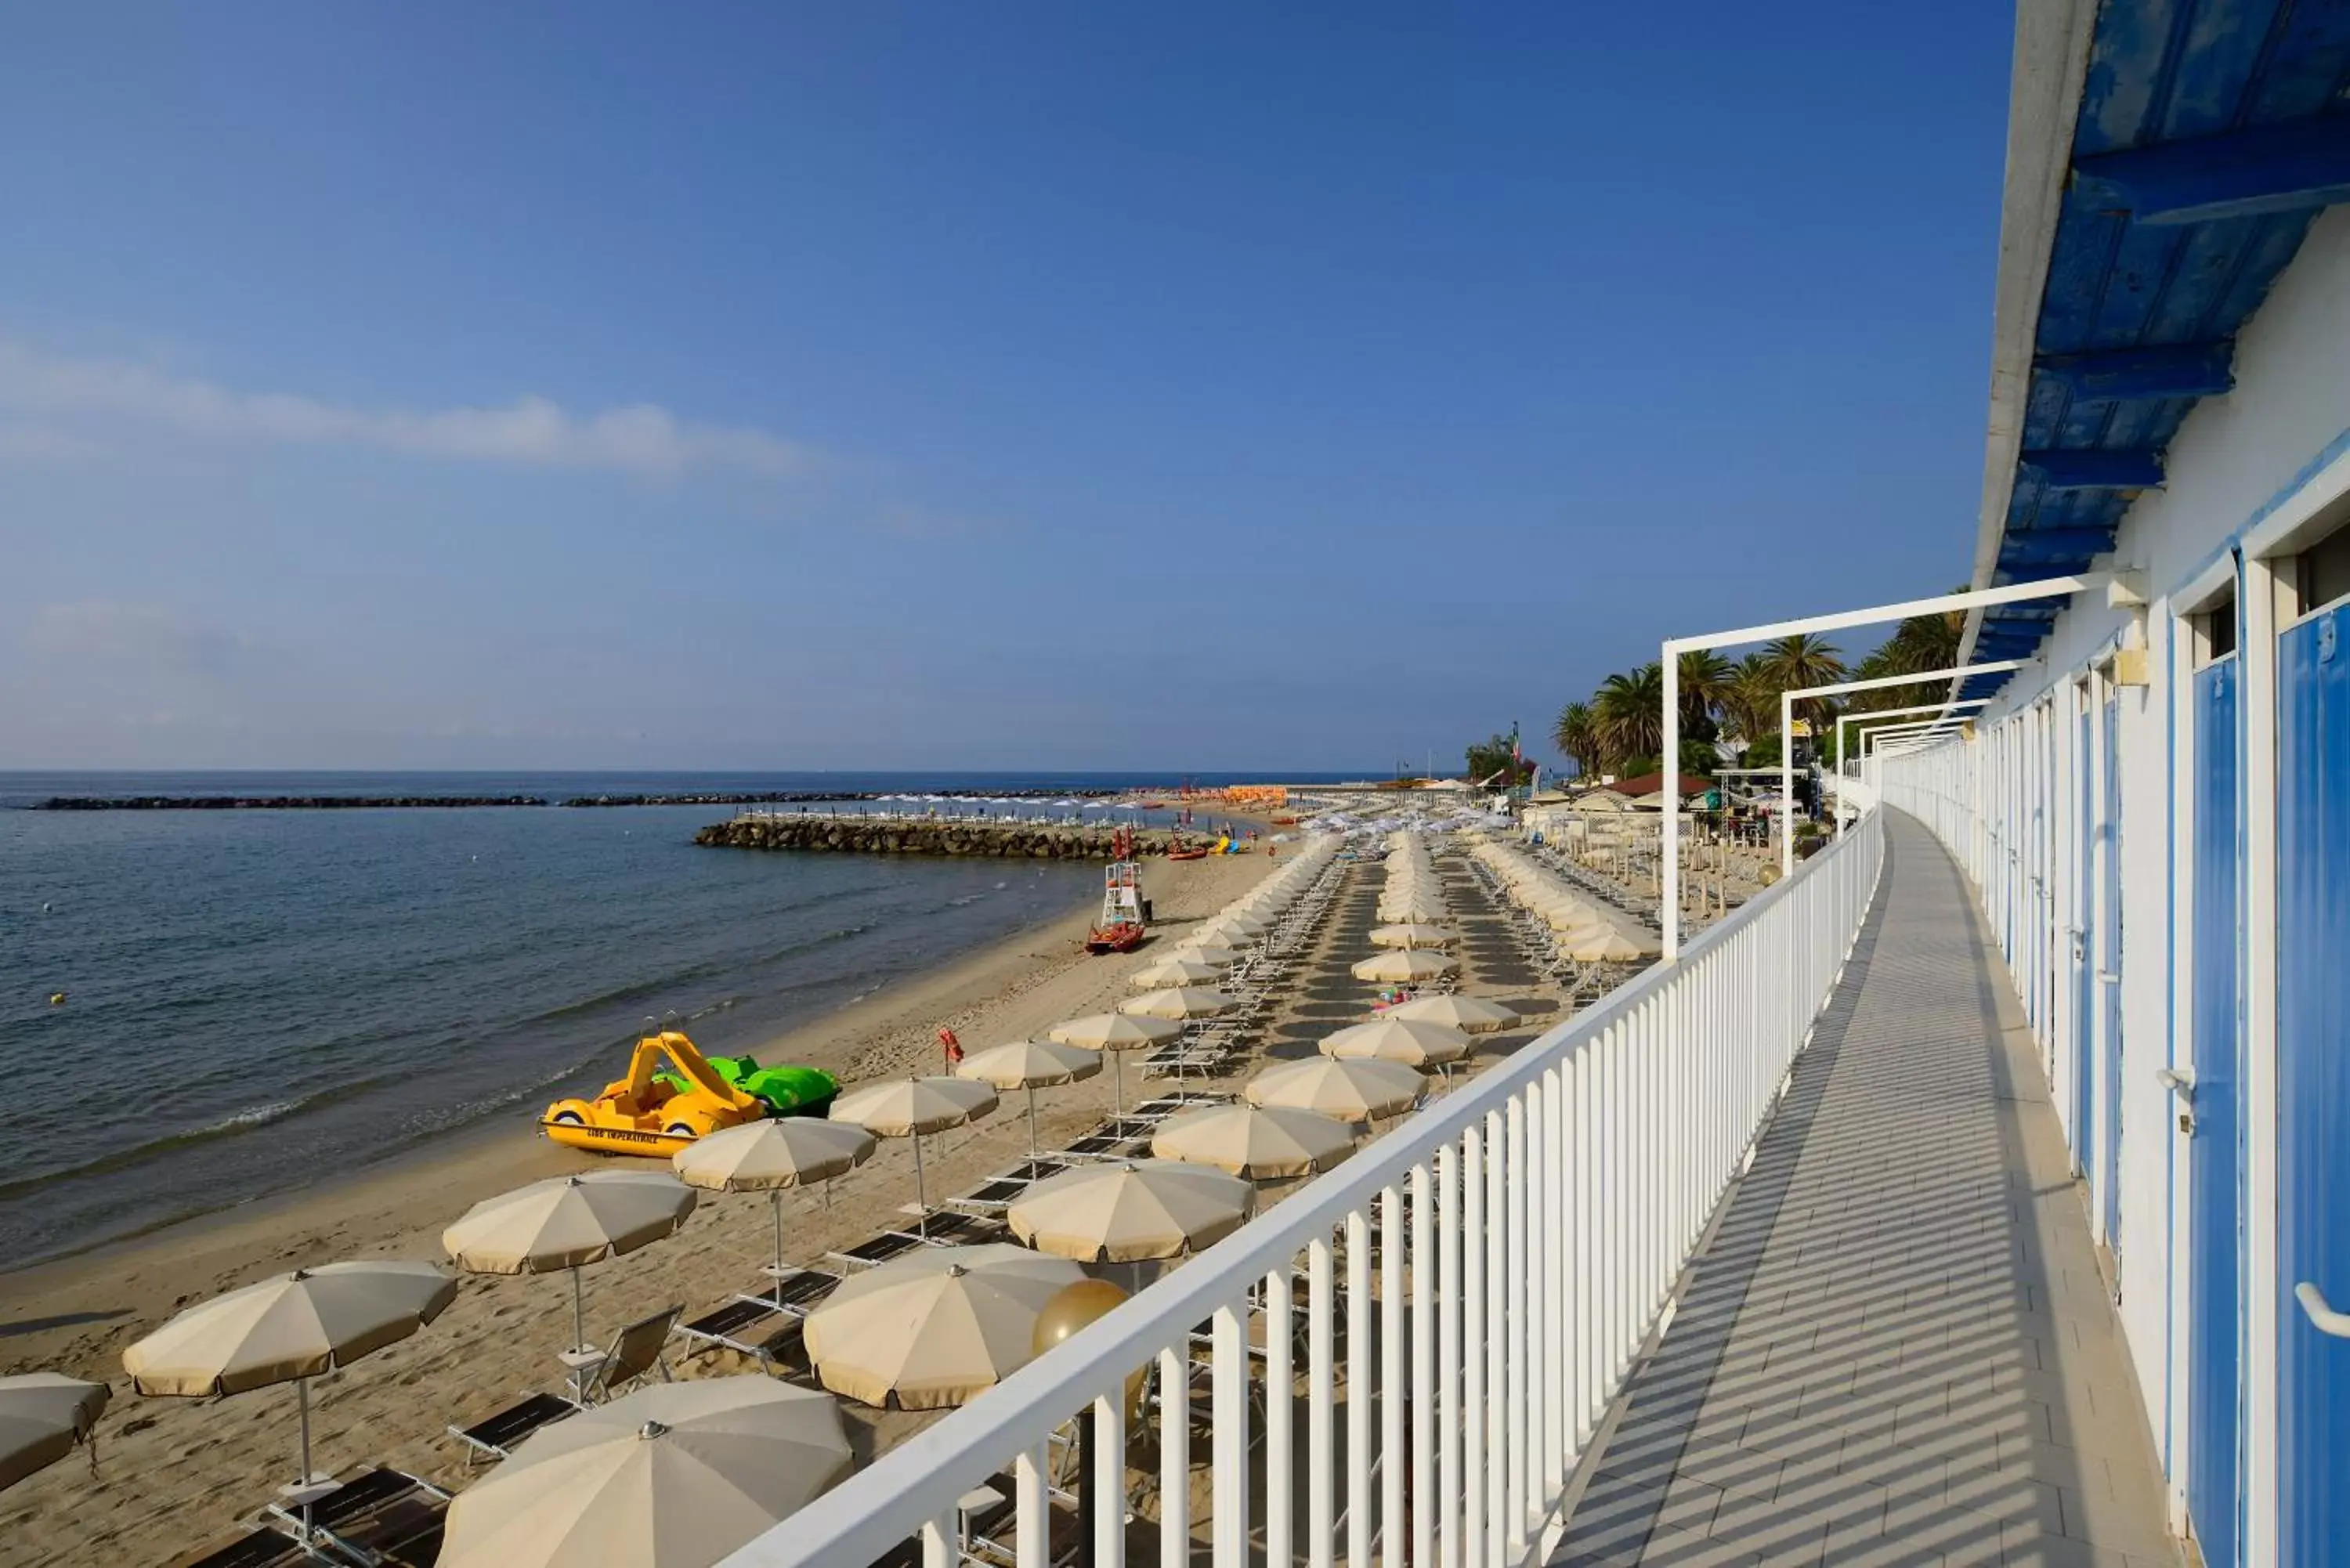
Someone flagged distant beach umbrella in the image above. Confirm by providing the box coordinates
[1118,987,1239,1021]
[829,1076,996,1224]
[1245,1057,1423,1123]
[1383,994,1522,1035]
[1128,957,1224,990]
[1166,942,1241,970]
[1149,1104,1354,1180]
[955,1040,1101,1154]
[1376,899,1449,925]
[1047,1012,1182,1115]
[443,1171,696,1396]
[1350,949,1459,985]
[672,1120,877,1282]
[802,1245,1084,1410]
[1199,911,1269,938]
[1368,923,1461,950]
[0,1374,108,1494]
[1320,1017,1472,1068]
[437,1376,853,1568]
[1006,1159,1253,1263]
[125,1261,457,1513]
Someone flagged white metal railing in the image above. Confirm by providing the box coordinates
[723,808,1888,1568]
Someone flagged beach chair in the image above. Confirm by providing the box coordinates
[561,1304,681,1405]
[446,1389,578,1466]
[674,1296,803,1371]
[278,1467,450,1568]
[827,1229,928,1271]
[166,1527,315,1568]
[914,1209,1010,1246]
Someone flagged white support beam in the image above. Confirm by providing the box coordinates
[1661,582,2098,956]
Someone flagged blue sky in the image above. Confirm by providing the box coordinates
[0,5,2012,772]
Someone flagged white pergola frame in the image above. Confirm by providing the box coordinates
[1661,577,2101,957]
[1766,663,2024,876]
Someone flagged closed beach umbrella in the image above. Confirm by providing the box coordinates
[672,1121,877,1284]
[1119,987,1239,1021]
[1007,1159,1254,1263]
[1351,949,1459,986]
[1376,900,1448,925]
[437,1376,853,1568]
[956,1039,1102,1154]
[1150,1104,1354,1180]
[1047,1011,1181,1115]
[1321,1017,1473,1068]
[0,1374,109,1494]
[1246,1057,1423,1122]
[444,1172,696,1392]
[1368,923,1460,950]
[1384,994,1522,1035]
[801,1245,1084,1410]
[125,1260,457,1502]
[830,1076,996,1226]
[1166,942,1241,970]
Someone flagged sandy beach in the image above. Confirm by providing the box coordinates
[0,833,1578,1568]
[0,850,1292,1566]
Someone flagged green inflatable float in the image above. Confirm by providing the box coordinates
[656,1054,839,1118]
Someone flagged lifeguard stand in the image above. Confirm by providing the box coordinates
[1086,826,1148,952]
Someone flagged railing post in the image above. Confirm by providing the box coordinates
[1437,1144,1462,1568]
[1380,1185,1404,1565]
[1410,1163,1434,1568]
[1309,1237,1335,1568]
[1213,1302,1248,1567]
[1267,1263,1293,1568]
[1347,1208,1372,1568]
[1160,1345,1188,1568]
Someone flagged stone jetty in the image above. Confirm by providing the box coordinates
[695,816,1189,859]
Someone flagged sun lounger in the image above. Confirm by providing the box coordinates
[674,1295,801,1369]
[755,1266,843,1313]
[167,1528,314,1568]
[914,1209,1010,1246]
[446,1389,577,1465]
[827,1230,929,1271]
[560,1304,680,1404]
[277,1467,450,1568]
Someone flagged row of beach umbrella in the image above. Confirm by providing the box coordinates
[1466,834,1663,962]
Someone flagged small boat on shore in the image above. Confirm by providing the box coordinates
[544,1028,768,1157]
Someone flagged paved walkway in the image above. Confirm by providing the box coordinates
[1551,815,2177,1567]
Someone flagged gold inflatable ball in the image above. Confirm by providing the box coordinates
[1031,1278,1147,1422]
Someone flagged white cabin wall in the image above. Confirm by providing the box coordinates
[1912,204,2350,1532]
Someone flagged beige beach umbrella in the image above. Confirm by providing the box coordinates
[1368,923,1460,950]
[1376,900,1448,925]
[955,1039,1101,1154]
[1556,923,1661,962]
[1007,1159,1254,1263]
[1198,911,1268,938]
[1245,1057,1423,1122]
[801,1245,1084,1410]
[1128,957,1224,990]
[436,1376,853,1568]
[0,1374,108,1494]
[125,1260,457,1501]
[444,1171,696,1389]
[830,1076,996,1225]
[1150,1104,1354,1180]
[1384,994,1522,1035]
[1351,949,1459,985]
[1047,1012,1182,1116]
[1165,942,1241,970]
[672,1120,878,1285]
[1119,987,1239,1021]
[1321,1017,1473,1068]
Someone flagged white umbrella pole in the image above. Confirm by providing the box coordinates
[1028,1086,1039,1156]
[571,1266,588,1353]
[772,1190,788,1284]
[1114,1053,1125,1118]
[296,1375,314,1485]
[913,1133,927,1235]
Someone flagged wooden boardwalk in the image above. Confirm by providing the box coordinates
[1550,815,2178,1567]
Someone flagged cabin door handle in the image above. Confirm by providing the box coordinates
[2297,1283,2350,1339]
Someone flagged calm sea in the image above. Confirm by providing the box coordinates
[0,771,1352,1266]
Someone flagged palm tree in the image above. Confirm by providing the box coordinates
[1719,653,1779,746]
[1552,701,1600,779]
[1675,649,1734,739]
[1760,634,1847,727]
[1593,663,1664,770]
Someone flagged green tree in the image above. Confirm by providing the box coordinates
[1593,663,1664,769]
[1464,733,1535,788]
[1761,634,1847,726]
[1675,649,1734,741]
[1717,653,1780,748]
[1551,701,1600,779]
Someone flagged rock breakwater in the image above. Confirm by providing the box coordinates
[695,817,1188,859]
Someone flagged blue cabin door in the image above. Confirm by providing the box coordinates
[2279,601,2350,1564]
[2073,700,2095,1172]
[2099,686,2124,1251]
[2188,654,2241,1568]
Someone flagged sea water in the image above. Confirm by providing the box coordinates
[0,770,1343,1265]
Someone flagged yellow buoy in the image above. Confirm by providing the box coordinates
[49,992,66,1006]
